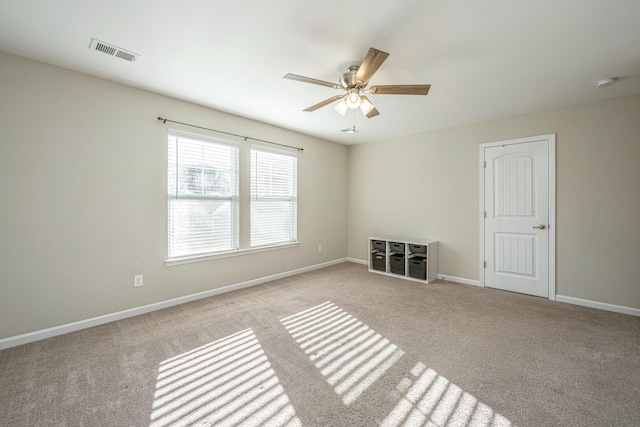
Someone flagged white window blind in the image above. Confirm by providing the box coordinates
[251,147,297,247]
[168,131,238,258]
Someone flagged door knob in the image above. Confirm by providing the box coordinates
[533,224,546,229]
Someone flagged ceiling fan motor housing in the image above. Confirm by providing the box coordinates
[339,65,363,89]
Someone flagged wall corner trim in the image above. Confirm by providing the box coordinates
[0,258,348,350]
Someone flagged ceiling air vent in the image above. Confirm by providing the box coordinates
[89,38,140,62]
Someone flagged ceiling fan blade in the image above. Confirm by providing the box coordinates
[360,96,380,118]
[364,106,380,118]
[284,73,342,90]
[303,94,346,112]
[368,84,431,95]
[354,47,390,86]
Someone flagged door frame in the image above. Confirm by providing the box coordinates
[479,134,556,300]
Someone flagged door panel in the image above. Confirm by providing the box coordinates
[495,154,534,217]
[485,140,549,297]
[495,233,535,277]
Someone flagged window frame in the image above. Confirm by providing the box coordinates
[165,131,300,266]
[167,129,239,261]
[250,145,298,248]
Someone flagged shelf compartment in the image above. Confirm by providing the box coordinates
[371,251,386,272]
[408,257,427,280]
[389,242,405,253]
[389,254,405,275]
[408,243,427,254]
[371,240,386,251]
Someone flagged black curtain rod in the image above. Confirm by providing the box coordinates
[157,117,303,152]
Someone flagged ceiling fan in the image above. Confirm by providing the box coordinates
[284,47,430,119]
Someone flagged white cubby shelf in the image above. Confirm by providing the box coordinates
[368,235,439,284]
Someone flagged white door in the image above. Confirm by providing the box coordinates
[482,135,554,298]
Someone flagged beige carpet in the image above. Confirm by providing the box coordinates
[1,262,639,426]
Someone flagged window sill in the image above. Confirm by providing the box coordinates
[165,241,300,267]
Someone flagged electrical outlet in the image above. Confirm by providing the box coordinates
[318,245,323,253]
[134,274,143,287]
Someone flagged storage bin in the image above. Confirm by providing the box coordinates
[371,240,386,251]
[389,254,405,275]
[408,256,427,280]
[389,242,405,253]
[408,244,427,254]
[371,251,386,272]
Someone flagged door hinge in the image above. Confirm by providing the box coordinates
[484,261,487,268]
[484,211,487,218]
[484,161,487,168]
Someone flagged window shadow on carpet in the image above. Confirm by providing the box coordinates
[149,328,301,427]
[282,301,513,426]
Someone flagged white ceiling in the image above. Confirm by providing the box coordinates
[1,1,639,145]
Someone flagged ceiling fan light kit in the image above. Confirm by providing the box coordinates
[345,88,362,109]
[359,97,375,116]
[284,47,431,122]
[334,99,349,116]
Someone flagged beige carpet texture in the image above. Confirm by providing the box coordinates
[1,262,639,426]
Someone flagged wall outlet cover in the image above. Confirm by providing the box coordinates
[134,274,143,287]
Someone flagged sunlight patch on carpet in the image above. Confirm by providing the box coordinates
[381,362,514,427]
[149,328,301,427]
[281,301,405,406]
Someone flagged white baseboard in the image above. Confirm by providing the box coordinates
[0,258,348,350]
[555,295,640,317]
[350,259,482,288]
[339,268,638,317]
[437,274,482,287]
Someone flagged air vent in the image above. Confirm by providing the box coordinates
[89,38,140,62]
[341,127,358,134]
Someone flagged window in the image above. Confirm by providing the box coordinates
[168,131,238,258]
[251,147,298,247]
[166,130,298,263]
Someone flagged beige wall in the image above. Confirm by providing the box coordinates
[0,52,348,339]
[348,94,640,309]
[1,50,638,341]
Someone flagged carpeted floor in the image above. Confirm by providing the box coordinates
[1,262,639,426]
